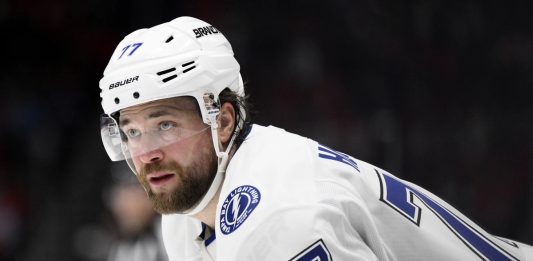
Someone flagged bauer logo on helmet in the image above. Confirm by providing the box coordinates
[108,75,139,90]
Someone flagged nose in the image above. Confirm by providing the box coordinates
[138,148,164,164]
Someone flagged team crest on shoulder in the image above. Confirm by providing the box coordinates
[219,185,261,235]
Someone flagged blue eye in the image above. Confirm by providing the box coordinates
[160,121,175,131]
[126,128,141,138]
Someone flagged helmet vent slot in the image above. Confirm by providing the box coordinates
[162,75,178,83]
[157,67,176,75]
[183,66,196,74]
[182,61,196,74]
[158,67,178,83]
[165,35,174,43]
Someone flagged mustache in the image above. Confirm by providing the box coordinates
[139,161,183,177]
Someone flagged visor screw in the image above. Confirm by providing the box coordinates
[133,92,140,99]
[114,97,120,104]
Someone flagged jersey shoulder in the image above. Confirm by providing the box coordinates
[215,125,383,260]
[225,124,318,186]
[220,127,533,260]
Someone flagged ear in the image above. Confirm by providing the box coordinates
[217,102,236,149]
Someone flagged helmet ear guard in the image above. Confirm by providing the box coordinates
[99,16,245,215]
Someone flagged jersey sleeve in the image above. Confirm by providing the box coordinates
[515,241,533,259]
[354,160,533,261]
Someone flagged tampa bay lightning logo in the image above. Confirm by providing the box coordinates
[219,185,261,235]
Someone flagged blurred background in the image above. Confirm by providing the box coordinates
[0,0,532,260]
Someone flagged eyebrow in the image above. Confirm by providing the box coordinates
[119,109,176,127]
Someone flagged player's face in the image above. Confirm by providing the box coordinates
[119,97,217,214]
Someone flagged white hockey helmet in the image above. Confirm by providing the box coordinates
[99,16,244,161]
[99,17,244,215]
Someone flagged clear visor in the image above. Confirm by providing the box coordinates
[100,115,210,161]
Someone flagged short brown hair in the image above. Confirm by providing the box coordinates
[218,88,253,148]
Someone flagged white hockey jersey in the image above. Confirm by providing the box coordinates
[162,124,533,260]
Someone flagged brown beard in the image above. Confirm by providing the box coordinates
[137,151,218,214]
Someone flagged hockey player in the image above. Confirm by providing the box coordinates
[99,16,533,260]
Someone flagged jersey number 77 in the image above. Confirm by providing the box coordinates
[376,169,518,261]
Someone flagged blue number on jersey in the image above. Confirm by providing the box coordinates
[290,239,332,261]
[375,169,518,261]
[318,144,359,172]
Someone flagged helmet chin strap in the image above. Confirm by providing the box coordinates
[183,110,242,216]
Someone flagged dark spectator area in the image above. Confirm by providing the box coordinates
[0,1,532,260]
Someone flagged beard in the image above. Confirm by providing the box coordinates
[137,150,218,214]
